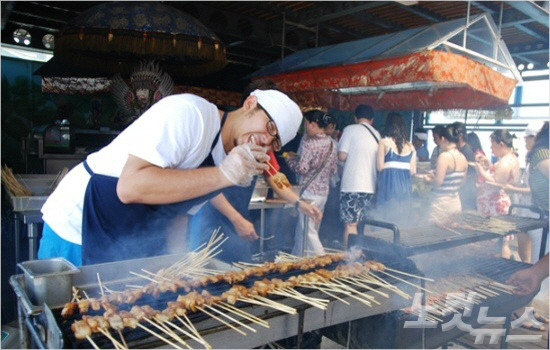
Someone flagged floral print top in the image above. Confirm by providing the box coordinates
[285,133,338,196]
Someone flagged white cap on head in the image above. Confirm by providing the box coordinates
[414,132,428,141]
[250,89,303,146]
[524,121,544,137]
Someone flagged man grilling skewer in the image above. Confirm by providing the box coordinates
[38,89,303,265]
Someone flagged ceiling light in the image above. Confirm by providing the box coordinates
[527,63,534,70]
[13,28,31,45]
[42,34,55,50]
[393,0,419,5]
[517,64,525,70]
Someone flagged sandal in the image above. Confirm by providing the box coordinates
[534,312,549,324]
[513,312,547,332]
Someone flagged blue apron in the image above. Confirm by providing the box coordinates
[81,112,227,265]
[188,178,257,263]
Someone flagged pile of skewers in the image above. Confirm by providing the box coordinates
[1,165,32,196]
[402,274,517,322]
[62,241,429,349]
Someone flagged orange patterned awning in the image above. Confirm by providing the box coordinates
[173,85,241,107]
[260,50,517,111]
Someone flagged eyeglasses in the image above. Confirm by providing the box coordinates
[258,103,282,152]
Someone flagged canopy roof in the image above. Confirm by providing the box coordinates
[253,13,522,111]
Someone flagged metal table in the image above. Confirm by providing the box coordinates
[14,210,43,262]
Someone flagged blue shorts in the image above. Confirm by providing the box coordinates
[37,223,82,266]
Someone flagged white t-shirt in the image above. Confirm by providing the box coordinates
[338,122,380,193]
[41,94,223,245]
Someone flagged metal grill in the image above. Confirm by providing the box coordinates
[322,257,540,349]
[358,206,548,257]
[394,257,539,349]
[14,250,423,349]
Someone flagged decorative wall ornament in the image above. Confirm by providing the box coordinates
[110,60,174,125]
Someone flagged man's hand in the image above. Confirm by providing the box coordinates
[506,267,544,295]
[231,216,259,242]
[219,143,269,187]
[299,201,323,223]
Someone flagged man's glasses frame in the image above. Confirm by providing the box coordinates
[258,103,282,152]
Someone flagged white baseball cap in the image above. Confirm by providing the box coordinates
[250,89,303,146]
[524,121,544,137]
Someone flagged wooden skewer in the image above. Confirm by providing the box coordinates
[316,287,350,305]
[269,290,327,310]
[117,329,128,349]
[98,328,126,349]
[136,322,184,350]
[196,306,247,336]
[341,277,390,298]
[298,284,351,305]
[125,284,146,289]
[246,296,294,312]
[175,315,211,349]
[86,335,99,350]
[152,319,192,350]
[333,278,378,302]
[383,267,435,282]
[266,161,278,176]
[239,297,297,315]
[365,272,411,299]
[217,302,270,328]
[129,271,160,283]
[71,287,79,302]
[96,273,105,297]
[205,305,257,332]
[282,288,329,304]
[306,281,352,295]
[86,335,101,350]
[142,269,171,281]
[378,270,433,294]
[164,318,209,348]
[477,286,499,296]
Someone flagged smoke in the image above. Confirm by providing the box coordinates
[411,240,502,279]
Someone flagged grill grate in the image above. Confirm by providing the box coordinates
[361,214,547,256]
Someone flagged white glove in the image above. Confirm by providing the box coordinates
[219,143,269,186]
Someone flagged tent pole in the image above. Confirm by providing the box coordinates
[463,1,471,48]
[281,12,286,59]
[315,24,319,47]
[494,2,504,60]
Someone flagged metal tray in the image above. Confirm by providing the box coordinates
[18,258,80,308]
[6,174,58,211]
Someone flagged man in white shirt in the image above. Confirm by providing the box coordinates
[39,90,303,265]
[337,104,380,247]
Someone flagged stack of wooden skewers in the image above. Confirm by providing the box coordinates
[1,165,32,196]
